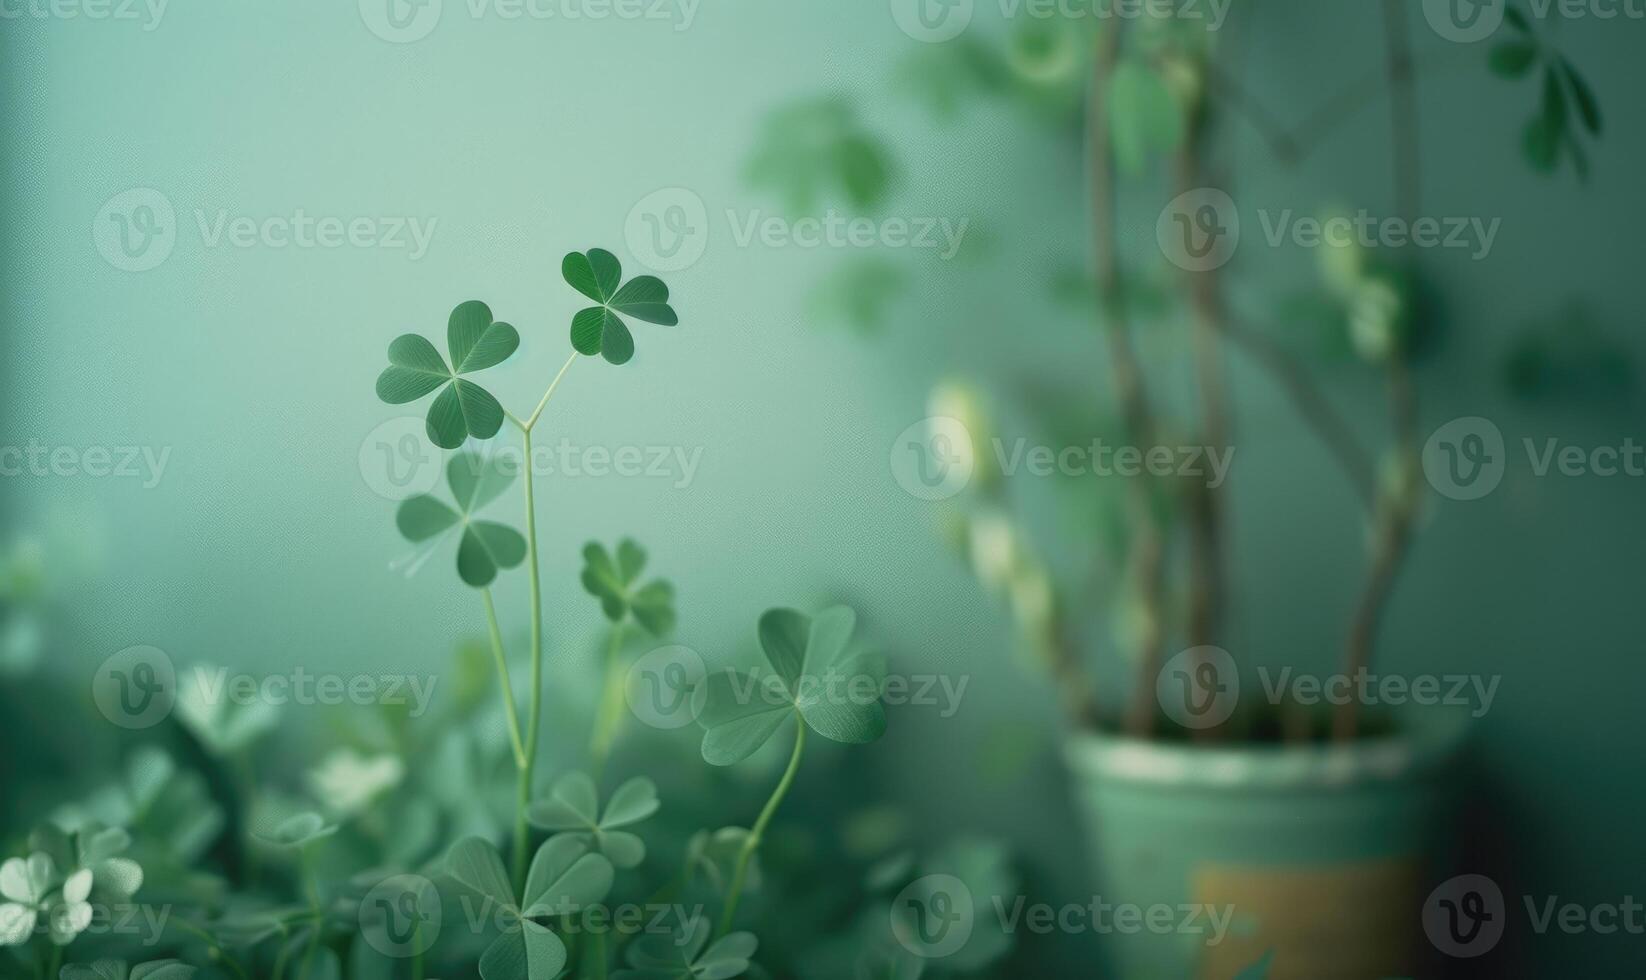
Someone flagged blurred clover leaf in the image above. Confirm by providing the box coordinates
[1107,58,1185,176]
[806,257,908,336]
[443,836,614,980]
[252,811,337,848]
[61,960,196,980]
[563,249,678,366]
[685,828,761,897]
[397,452,527,588]
[176,665,280,757]
[30,824,144,904]
[745,97,892,214]
[580,539,676,636]
[1489,9,1602,178]
[375,300,520,448]
[612,913,757,980]
[527,772,660,869]
[698,605,886,766]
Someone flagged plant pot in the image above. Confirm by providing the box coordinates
[1064,719,1468,980]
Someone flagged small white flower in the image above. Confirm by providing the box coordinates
[46,869,93,945]
[0,853,56,946]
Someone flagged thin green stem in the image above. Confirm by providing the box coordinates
[514,423,545,893]
[718,721,806,938]
[46,945,62,980]
[482,587,529,769]
[589,623,628,780]
[525,352,579,431]
[171,919,251,980]
[592,928,608,980]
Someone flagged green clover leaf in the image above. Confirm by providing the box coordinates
[61,960,196,980]
[580,539,676,636]
[397,453,528,588]
[563,249,678,366]
[698,605,886,766]
[252,811,337,848]
[444,836,615,980]
[375,300,520,449]
[29,824,146,903]
[613,913,758,980]
[527,772,661,869]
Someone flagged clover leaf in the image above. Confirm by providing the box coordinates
[252,811,337,848]
[580,539,676,636]
[698,605,886,766]
[563,249,678,365]
[30,824,145,903]
[61,959,196,980]
[376,300,520,449]
[613,913,757,980]
[175,664,280,757]
[527,772,660,869]
[397,453,527,588]
[443,836,615,980]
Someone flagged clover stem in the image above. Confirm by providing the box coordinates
[45,945,61,980]
[482,586,529,769]
[592,928,609,980]
[525,352,580,431]
[514,422,546,893]
[171,918,251,980]
[589,622,628,780]
[718,720,806,938]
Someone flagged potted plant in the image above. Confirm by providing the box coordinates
[741,3,1607,977]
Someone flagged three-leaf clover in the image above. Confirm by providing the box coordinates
[580,540,676,635]
[563,249,678,365]
[612,914,758,980]
[443,836,614,980]
[397,453,527,588]
[698,605,886,766]
[61,960,195,980]
[527,772,660,869]
[0,852,90,946]
[29,824,144,904]
[376,300,520,448]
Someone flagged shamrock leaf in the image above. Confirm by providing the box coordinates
[175,665,280,756]
[376,300,520,449]
[0,852,56,946]
[580,540,676,635]
[30,824,145,903]
[397,453,527,588]
[698,605,886,766]
[563,249,678,366]
[61,960,196,980]
[745,97,892,213]
[527,772,661,869]
[252,811,337,848]
[613,913,757,980]
[443,836,615,980]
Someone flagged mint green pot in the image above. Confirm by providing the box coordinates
[1064,722,1467,980]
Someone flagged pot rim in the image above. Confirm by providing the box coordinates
[1064,715,1471,791]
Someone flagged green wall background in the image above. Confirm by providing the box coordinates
[4,1,1643,973]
